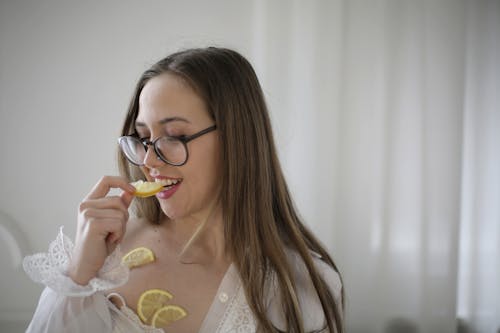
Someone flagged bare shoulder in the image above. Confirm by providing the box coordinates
[120,216,153,250]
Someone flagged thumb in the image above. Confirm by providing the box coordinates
[121,190,135,208]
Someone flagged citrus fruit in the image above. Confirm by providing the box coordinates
[137,289,173,324]
[121,247,155,269]
[151,305,188,328]
[131,180,164,197]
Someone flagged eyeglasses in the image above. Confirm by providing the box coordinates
[118,125,217,166]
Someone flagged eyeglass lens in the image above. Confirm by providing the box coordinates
[120,136,187,166]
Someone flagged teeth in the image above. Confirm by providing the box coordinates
[155,178,180,186]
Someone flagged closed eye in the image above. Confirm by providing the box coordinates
[132,133,150,142]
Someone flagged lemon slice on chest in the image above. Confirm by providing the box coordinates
[137,289,173,324]
[151,305,188,327]
[131,180,164,197]
[121,247,155,269]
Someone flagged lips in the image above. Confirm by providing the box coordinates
[154,177,182,199]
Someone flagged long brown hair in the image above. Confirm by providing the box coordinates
[118,47,344,332]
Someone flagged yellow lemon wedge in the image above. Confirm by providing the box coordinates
[131,180,164,197]
[121,247,155,269]
[151,305,188,328]
[137,289,173,324]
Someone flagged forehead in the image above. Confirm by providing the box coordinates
[136,73,208,125]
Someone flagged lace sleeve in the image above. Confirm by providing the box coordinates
[22,227,129,296]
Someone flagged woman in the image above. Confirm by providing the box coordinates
[23,47,344,332]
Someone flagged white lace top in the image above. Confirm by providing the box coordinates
[23,228,341,333]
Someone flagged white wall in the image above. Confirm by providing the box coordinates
[0,0,255,330]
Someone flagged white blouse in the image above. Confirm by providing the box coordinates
[23,228,342,333]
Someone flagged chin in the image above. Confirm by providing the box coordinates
[159,203,183,220]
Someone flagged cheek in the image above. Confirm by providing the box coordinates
[189,144,222,192]
[188,164,219,195]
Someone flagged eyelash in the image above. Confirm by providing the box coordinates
[134,127,186,140]
[135,133,186,141]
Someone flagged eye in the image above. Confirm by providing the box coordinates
[165,130,184,138]
[134,131,150,140]
[168,133,187,140]
[164,123,189,137]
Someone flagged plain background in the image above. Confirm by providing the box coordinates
[0,1,257,331]
[1,1,499,332]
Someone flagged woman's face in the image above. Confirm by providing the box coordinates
[135,73,221,221]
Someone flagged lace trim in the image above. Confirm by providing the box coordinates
[22,227,129,296]
[216,284,257,333]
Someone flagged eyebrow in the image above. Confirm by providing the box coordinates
[134,116,191,128]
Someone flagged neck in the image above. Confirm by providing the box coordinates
[161,204,229,267]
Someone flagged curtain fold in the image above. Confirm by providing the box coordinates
[252,0,499,332]
[458,1,500,332]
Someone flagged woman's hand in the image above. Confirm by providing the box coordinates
[67,176,136,286]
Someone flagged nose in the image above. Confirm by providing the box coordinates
[142,145,164,168]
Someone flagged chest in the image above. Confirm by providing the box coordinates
[109,247,228,333]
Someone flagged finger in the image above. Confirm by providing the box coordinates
[85,176,136,200]
[106,229,123,245]
[80,207,128,220]
[107,223,127,244]
[104,220,127,245]
[80,196,130,213]
[87,218,126,241]
[120,190,135,208]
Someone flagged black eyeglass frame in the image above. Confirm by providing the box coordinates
[118,125,217,167]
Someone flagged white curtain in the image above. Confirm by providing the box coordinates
[0,0,498,332]
[252,0,500,332]
[458,1,500,332]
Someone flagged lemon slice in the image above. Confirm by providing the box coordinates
[151,305,188,328]
[121,247,155,269]
[137,289,173,324]
[131,180,164,197]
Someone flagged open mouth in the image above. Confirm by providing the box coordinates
[155,178,182,191]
